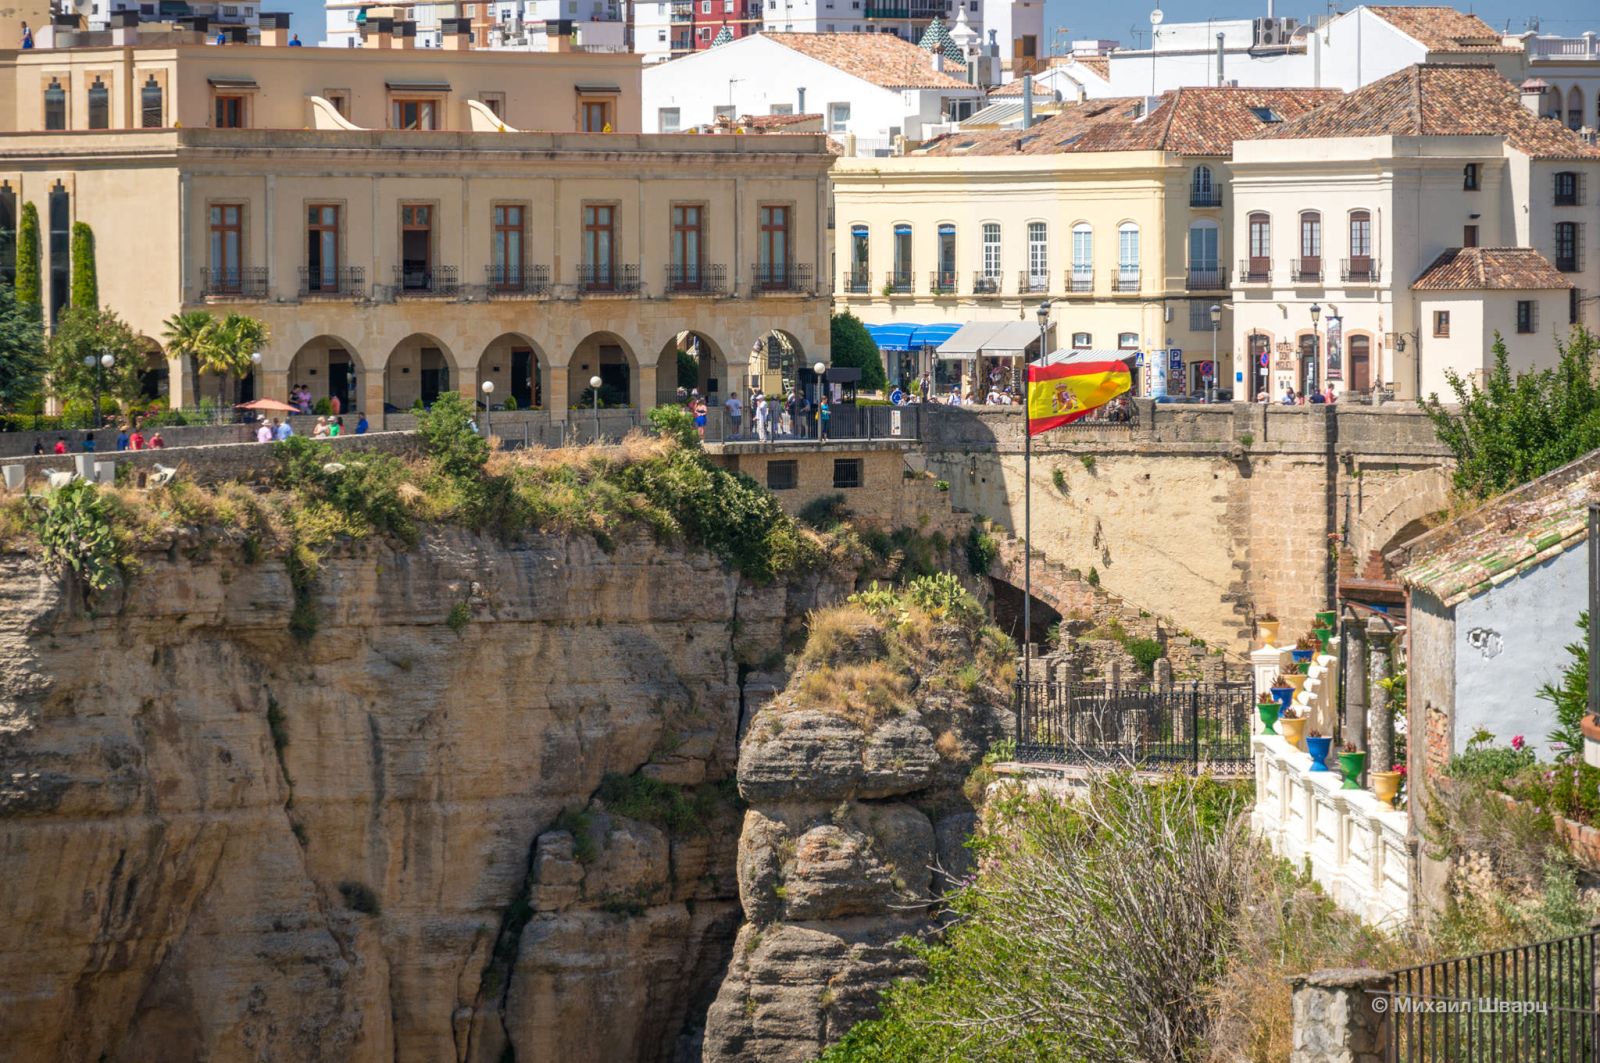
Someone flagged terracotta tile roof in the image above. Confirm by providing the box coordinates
[1073,56,1110,81]
[989,57,1110,96]
[1368,6,1522,54]
[1395,450,1600,607]
[743,112,823,129]
[1411,247,1574,291]
[1257,64,1600,159]
[920,86,1339,157]
[765,32,972,90]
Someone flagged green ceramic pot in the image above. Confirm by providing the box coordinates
[1338,750,1367,790]
[1258,702,1279,735]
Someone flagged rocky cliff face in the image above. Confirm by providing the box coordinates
[702,595,1011,1062]
[0,526,844,1063]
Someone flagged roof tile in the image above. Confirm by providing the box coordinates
[765,32,972,90]
[1367,6,1522,53]
[1411,247,1575,291]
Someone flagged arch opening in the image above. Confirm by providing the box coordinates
[384,334,456,412]
[288,335,366,413]
[479,333,545,411]
[570,331,636,408]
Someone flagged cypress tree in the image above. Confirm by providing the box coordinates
[69,221,97,309]
[15,201,40,320]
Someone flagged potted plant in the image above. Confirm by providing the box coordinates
[1337,742,1366,790]
[1279,709,1307,752]
[1305,729,1333,772]
[1256,614,1281,648]
[1269,674,1294,715]
[1257,696,1279,735]
[1290,637,1316,665]
[1316,610,1337,629]
[1371,767,1403,809]
[1312,626,1332,651]
[1286,673,1308,696]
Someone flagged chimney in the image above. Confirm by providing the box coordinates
[932,51,944,72]
[361,16,395,48]
[1021,73,1033,129]
[395,20,417,48]
[258,11,289,46]
[1216,31,1225,87]
[440,16,471,49]
[1520,78,1549,115]
[797,86,805,113]
[544,18,573,52]
[110,9,139,45]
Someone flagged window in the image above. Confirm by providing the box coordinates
[1516,299,1537,334]
[400,204,433,287]
[140,76,163,127]
[306,204,340,290]
[1117,332,1139,350]
[1191,164,1217,205]
[1298,211,1321,277]
[1187,220,1219,274]
[325,92,349,117]
[1071,331,1091,348]
[1463,163,1479,191]
[390,98,437,130]
[758,204,790,286]
[1555,171,1580,206]
[832,457,863,489]
[87,77,109,130]
[581,98,613,132]
[47,183,67,324]
[1246,212,1270,278]
[935,223,955,288]
[850,224,868,288]
[892,223,911,287]
[1249,106,1281,123]
[1567,86,1584,130]
[479,94,505,119]
[1433,310,1450,338]
[1574,288,1583,326]
[766,459,798,490]
[582,203,616,286]
[1027,221,1047,284]
[700,0,709,10]
[828,102,850,132]
[1347,210,1371,260]
[1117,221,1139,280]
[1071,222,1092,277]
[981,222,1000,278]
[215,94,247,128]
[209,204,242,289]
[0,186,15,287]
[492,204,524,286]
[658,107,680,132]
[671,203,703,287]
[44,78,66,131]
[1189,299,1212,331]
[1556,221,1579,271]
[1459,224,1479,248]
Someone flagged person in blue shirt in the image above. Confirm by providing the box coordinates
[116,427,130,451]
[20,22,33,48]
[288,33,303,45]
[82,436,96,452]
[275,419,294,441]
[356,414,369,434]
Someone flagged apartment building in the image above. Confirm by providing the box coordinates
[0,33,832,415]
[830,87,1335,395]
[1228,64,1600,403]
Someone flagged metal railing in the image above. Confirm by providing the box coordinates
[1111,267,1140,292]
[664,263,728,295]
[1018,271,1049,295]
[1186,266,1227,290]
[1385,929,1600,1061]
[842,270,871,293]
[886,269,913,294]
[930,269,958,294]
[577,263,641,294]
[697,399,923,445]
[1066,268,1093,293]
[1341,258,1380,284]
[1557,256,1580,273]
[200,266,268,299]
[298,266,365,299]
[1190,189,1222,207]
[751,262,813,293]
[485,264,551,296]
[1238,259,1271,284]
[973,272,1002,295]
[1291,261,1323,284]
[394,265,459,297]
[1016,680,1256,774]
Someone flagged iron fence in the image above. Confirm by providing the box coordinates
[1016,680,1256,774]
[1384,929,1600,1061]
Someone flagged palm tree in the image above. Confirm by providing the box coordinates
[162,310,216,412]
[209,313,271,410]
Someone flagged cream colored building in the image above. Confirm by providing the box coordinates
[830,87,1336,397]
[0,33,832,417]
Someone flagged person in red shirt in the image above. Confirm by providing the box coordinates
[129,429,145,450]
[52,437,66,454]
[149,431,165,449]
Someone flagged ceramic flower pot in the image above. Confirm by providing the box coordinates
[1286,674,1307,696]
[1371,770,1402,809]
[1270,686,1293,714]
[1257,619,1281,647]
[1297,661,1311,674]
[1258,702,1279,735]
[1338,750,1366,790]
[1306,736,1333,772]
[1280,716,1307,752]
[1291,649,1314,664]
[1316,610,1337,629]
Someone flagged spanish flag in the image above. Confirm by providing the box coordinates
[1025,359,1133,436]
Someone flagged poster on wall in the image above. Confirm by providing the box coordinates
[1148,350,1168,399]
[1325,317,1343,381]
[1167,348,1185,395]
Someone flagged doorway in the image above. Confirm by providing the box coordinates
[512,348,537,409]
[329,349,356,411]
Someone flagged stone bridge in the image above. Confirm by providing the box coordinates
[912,402,1453,653]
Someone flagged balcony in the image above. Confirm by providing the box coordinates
[394,265,459,298]
[1018,271,1049,295]
[201,266,268,300]
[843,270,871,294]
[1065,269,1093,294]
[751,262,813,293]
[298,266,365,299]
[578,263,641,294]
[1340,258,1380,284]
[1110,268,1140,293]
[930,270,958,295]
[670,1,693,19]
[663,263,728,295]
[972,272,1001,295]
[485,264,551,297]
[1186,266,1227,291]
[1290,260,1323,285]
[1190,189,1222,208]
[1238,259,1270,285]
[886,269,913,294]
[863,3,909,15]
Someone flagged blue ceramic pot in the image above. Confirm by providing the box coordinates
[1271,686,1293,714]
[1290,649,1314,663]
[1305,736,1333,772]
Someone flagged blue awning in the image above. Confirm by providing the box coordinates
[910,323,961,349]
[866,323,920,351]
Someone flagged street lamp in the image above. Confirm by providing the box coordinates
[481,379,494,441]
[589,375,602,442]
[84,351,114,430]
[1308,302,1322,397]
[1208,303,1221,404]
[812,361,826,445]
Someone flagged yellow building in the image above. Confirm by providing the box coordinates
[830,87,1336,398]
[0,28,832,417]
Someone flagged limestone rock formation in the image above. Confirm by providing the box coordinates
[702,589,1011,1062]
[0,526,845,1063]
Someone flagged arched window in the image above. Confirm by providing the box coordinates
[1187,219,1219,286]
[848,224,868,291]
[892,223,911,291]
[1117,332,1139,350]
[1116,222,1139,289]
[1191,164,1217,205]
[935,223,956,291]
[981,222,1001,280]
[1347,210,1373,281]
[1297,211,1322,281]
[43,78,65,131]
[1070,222,1092,289]
[1071,331,1092,348]
[87,77,108,130]
[1568,86,1585,130]
[1246,212,1271,280]
[140,75,163,128]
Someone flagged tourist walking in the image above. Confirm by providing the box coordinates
[149,431,165,449]
[129,428,145,450]
[257,417,273,443]
[313,417,329,438]
[754,392,769,442]
[275,418,293,441]
[356,414,369,435]
[116,426,130,451]
[724,389,742,439]
[817,397,830,441]
[52,437,66,454]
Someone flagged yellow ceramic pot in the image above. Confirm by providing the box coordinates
[1371,771,1403,809]
[1279,716,1307,752]
[1286,674,1308,696]
[1257,619,1281,648]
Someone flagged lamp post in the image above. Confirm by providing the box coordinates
[1309,302,1322,398]
[481,379,494,441]
[589,375,602,442]
[249,350,262,415]
[812,361,826,446]
[1208,303,1221,404]
[84,351,114,430]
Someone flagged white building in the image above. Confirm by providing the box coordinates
[1226,63,1600,404]
[642,31,981,153]
[325,0,627,50]
[751,0,1039,74]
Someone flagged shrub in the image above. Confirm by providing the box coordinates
[446,600,471,635]
[1539,612,1589,759]
[595,773,737,834]
[69,221,97,309]
[796,492,850,530]
[15,202,40,319]
[1051,466,1066,491]
[964,525,998,575]
[1086,566,1100,587]
[417,391,488,480]
[647,403,699,449]
[1125,636,1164,674]
[502,394,518,412]
[312,397,333,416]
[29,479,126,590]
[337,880,381,916]
[905,571,983,626]
[1080,454,1096,472]
[830,310,888,392]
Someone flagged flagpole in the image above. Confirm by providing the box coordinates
[1024,301,1049,744]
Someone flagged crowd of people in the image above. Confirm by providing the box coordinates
[290,383,347,416]
[676,385,833,441]
[252,412,368,442]
[1267,385,1340,405]
[36,417,165,455]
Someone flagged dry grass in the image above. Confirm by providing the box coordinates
[934,730,963,761]
[799,605,887,669]
[791,660,914,728]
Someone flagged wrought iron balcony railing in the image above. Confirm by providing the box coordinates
[972,272,1001,295]
[1189,189,1222,207]
[485,264,551,296]
[1238,259,1270,284]
[930,270,958,294]
[1340,258,1380,284]
[1066,268,1093,294]
[201,266,268,298]
[298,266,365,299]
[1291,261,1323,284]
[578,263,641,294]
[886,269,913,294]
[1018,270,1049,295]
[751,262,813,293]
[1186,266,1227,291]
[394,265,459,297]
[664,263,728,295]
[1111,267,1140,293]
[843,270,871,293]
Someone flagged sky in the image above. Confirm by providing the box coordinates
[280,0,1599,47]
